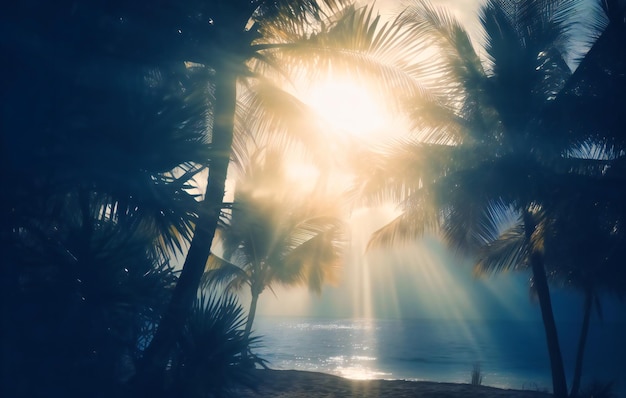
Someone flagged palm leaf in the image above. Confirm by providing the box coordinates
[475,221,529,274]
[202,254,252,292]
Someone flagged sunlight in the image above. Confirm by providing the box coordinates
[301,77,390,140]
[285,161,321,193]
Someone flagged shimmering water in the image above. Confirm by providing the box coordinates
[253,317,626,394]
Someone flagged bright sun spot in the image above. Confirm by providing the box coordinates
[303,78,389,139]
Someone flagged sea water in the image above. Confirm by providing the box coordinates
[253,317,626,395]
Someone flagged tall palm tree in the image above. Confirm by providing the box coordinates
[348,1,607,396]
[473,2,626,395]
[203,148,348,347]
[473,191,626,397]
[142,0,431,381]
[126,0,344,380]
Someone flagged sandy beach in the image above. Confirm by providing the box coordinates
[235,369,553,398]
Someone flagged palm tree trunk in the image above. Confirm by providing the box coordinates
[134,66,238,387]
[245,292,260,345]
[570,287,593,398]
[240,290,260,364]
[523,210,568,398]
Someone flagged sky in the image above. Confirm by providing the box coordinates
[249,0,625,323]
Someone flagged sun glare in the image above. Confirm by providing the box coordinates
[303,78,390,140]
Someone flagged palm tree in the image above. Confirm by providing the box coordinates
[1,2,216,395]
[142,0,432,380]
[473,192,626,397]
[203,148,348,347]
[348,1,603,396]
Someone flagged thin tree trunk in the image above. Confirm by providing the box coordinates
[570,287,593,398]
[245,292,260,345]
[133,67,238,388]
[523,210,568,398]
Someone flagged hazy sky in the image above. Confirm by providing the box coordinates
[251,0,624,323]
[255,206,624,322]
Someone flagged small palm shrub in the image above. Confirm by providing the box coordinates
[168,292,261,398]
[1,218,179,398]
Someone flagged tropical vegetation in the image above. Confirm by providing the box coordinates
[203,148,348,349]
[2,0,624,397]
[350,0,625,396]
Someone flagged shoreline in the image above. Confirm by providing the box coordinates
[235,369,553,397]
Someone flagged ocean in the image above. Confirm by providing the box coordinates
[253,316,626,395]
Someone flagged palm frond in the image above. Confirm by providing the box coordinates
[202,254,252,291]
[402,0,485,83]
[280,220,347,293]
[366,203,439,250]
[172,291,260,397]
[269,4,441,111]
[236,78,333,161]
[475,220,529,274]
[441,199,519,254]
[348,140,462,207]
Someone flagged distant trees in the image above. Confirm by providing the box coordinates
[350,1,626,397]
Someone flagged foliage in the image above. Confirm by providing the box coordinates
[1,215,178,397]
[142,0,434,380]
[204,148,348,341]
[470,363,483,386]
[1,1,211,396]
[349,1,626,397]
[168,292,261,398]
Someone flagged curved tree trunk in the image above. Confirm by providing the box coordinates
[134,66,237,388]
[244,292,260,347]
[570,287,593,398]
[523,211,568,398]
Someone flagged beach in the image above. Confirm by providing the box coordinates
[236,369,553,398]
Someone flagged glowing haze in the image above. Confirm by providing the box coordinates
[249,0,603,323]
[252,0,530,323]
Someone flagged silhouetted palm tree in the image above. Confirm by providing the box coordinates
[349,1,606,396]
[474,193,626,397]
[1,2,227,396]
[515,1,626,394]
[203,148,348,349]
[144,0,430,380]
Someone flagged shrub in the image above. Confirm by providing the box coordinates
[471,363,483,386]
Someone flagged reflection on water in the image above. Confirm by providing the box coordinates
[253,316,626,394]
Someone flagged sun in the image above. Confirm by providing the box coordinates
[301,77,391,140]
